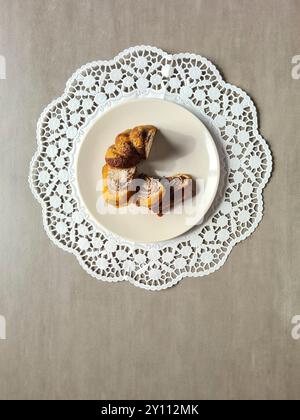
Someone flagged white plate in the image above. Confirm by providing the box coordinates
[75,98,220,243]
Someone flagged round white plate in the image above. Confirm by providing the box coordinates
[75,98,220,243]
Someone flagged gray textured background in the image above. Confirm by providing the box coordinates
[0,0,300,400]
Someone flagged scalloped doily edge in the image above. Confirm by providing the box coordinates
[28,45,273,291]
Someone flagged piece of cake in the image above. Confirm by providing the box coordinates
[160,174,194,214]
[130,125,157,159]
[105,125,157,169]
[102,164,137,207]
[137,175,165,214]
[115,129,139,158]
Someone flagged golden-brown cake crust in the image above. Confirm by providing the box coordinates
[105,144,141,168]
[130,125,157,158]
[115,129,138,158]
[105,125,157,168]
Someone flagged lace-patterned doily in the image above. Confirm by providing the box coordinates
[29,46,272,291]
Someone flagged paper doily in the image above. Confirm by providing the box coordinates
[29,46,272,291]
